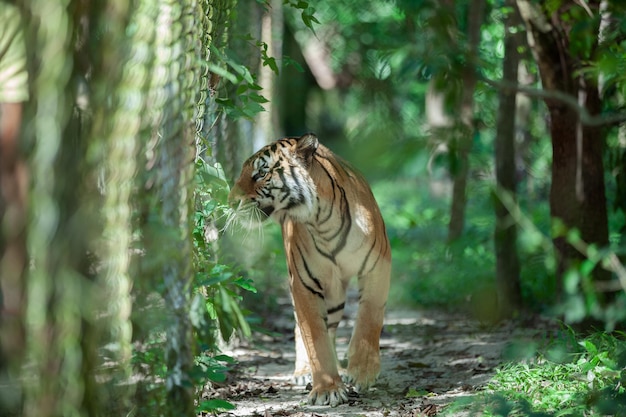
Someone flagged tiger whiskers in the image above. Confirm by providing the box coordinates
[223,200,266,243]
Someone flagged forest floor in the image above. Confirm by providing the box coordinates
[206,301,558,417]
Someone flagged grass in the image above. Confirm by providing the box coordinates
[444,330,626,416]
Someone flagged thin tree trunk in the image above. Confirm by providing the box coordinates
[254,0,281,148]
[494,1,522,317]
[447,0,485,242]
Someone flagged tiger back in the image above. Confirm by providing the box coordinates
[229,133,391,407]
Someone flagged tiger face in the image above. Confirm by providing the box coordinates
[228,135,319,225]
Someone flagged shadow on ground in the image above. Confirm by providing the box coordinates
[206,307,557,417]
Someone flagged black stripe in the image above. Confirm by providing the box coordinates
[306,228,335,262]
[277,169,291,202]
[313,155,337,224]
[296,246,324,292]
[285,196,305,210]
[316,153,352,178]
[326,185,348,240]
[327,321,340,330]
[290,250,324,299]
[327,302,345,315]
[289,165,302,189]
[330,187,351,257]
[357,238,377,277]
[295,270,324,299]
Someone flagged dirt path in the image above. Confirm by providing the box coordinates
[207,307,554,417]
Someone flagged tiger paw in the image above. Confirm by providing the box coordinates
[346,365,380,392]
[291,371,312,386]
[346,347,381,392]
[307,380,348,407]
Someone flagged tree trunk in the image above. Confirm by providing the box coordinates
[494,0,522,317]
[516,0,610,298]
[549,84,609,289]
[447,0,485,242]
[254,0,283,148]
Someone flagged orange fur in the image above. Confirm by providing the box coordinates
[229,134,391,406]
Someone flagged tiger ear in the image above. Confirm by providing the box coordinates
[296,133,319,165]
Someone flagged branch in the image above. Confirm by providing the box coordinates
[495,187,626,295]
[482,76,626,127]
[567,235,626,295]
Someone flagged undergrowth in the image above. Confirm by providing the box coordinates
[445,330,626,416]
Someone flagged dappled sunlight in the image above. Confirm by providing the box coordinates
[208,303,563,416]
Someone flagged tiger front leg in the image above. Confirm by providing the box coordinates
[292,323,311,385]
[290,274,348,407]
[346,264,391,392]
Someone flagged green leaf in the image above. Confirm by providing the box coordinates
[205,367,228,383]
[563,270,580,295]
[579,259,596,277]
[197,164,229,190]
[263,56,279,73]
[199,271,234,286]
[551,218,568,238]
[215,97,234,107]
[229,63,254,84]
[213,354,235,363]
[231,297,252,338]
[206,63,238,84]
[234,277,257,293]
[405,387,429,398]
[566,228,582,245]
[248,93,269,104]
[236,83,249,95]
[580,339,598,356]
[197,399,236,412]
[301,8,319,33]
[206,301,217,320]
[240,100,266,118]
[283,55,304,72]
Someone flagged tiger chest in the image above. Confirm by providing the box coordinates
[282,219,371,285]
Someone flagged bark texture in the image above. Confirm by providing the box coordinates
[516,0,610,296]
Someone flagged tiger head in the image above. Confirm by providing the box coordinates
[228,134,320,226]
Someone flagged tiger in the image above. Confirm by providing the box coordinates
[228,133,391,407]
